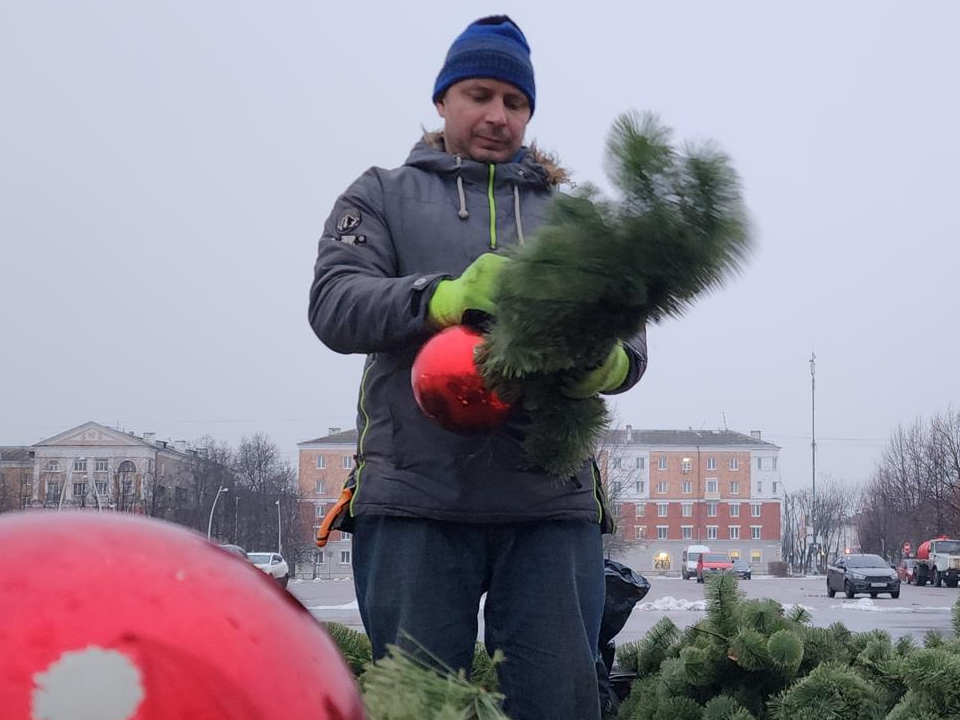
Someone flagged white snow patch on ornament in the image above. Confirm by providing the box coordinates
[32,646,145,720]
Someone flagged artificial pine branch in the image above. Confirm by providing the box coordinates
[478,111,752,476]
[704,572,744,639]
[360,644,508,720]
[324,621,373,676]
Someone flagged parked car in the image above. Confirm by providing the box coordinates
[696,552,733,583]
[731,558,752,580]
[219,543,248,559]
[827,553,900,599]
[247,552,290,588]
[681,544,711,580]
[897,558,918,585]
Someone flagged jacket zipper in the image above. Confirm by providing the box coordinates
[487,164,497,249]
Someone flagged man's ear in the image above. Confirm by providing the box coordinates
[435,98,446,119]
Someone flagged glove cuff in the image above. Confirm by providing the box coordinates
[426,280,458,329]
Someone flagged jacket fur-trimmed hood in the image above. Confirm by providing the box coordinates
[419,130,570,187]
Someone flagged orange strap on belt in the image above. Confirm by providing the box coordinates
[316,487,353,548]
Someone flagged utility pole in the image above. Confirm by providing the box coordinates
[809,352,817,572]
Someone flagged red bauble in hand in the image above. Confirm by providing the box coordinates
[412,325,512,434]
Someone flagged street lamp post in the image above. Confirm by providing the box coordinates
[206,486,229,540]
[809,352,817,572]
[275,499,282,555]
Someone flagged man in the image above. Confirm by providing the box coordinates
[309,15,647,719]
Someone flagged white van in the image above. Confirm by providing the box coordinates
[681,545,711,580]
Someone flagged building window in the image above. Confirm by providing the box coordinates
[121,479,133,496]
[118,460,137,474]
[757,457,762,470]
[95,481,108,497]
[707,526,718,540]
[681,458,691,473]
[636,504,645,518]
[730,549,741,559]
[728,458,739,471]
[46,481,60,499]
[635,526,646,540]
[658,456,667,471]
[72,482,86,499]
[637,457,645,469]
[681,526,692,540]
[636,480,645,494]
[772,481,778,494]
[751,504,762,518]
[316,456,326,470]
[656,481,667,494]
[729,525,740,540]
[613,481,622,495]
[315,479,324,494]
[341,531,352,541]
[729,480,739,495]
[614,503,622,518]
[682,480,692,494]
[752,526,762,540]
[706,479,718,494]
[315,504,325,519]
[681,503,692,517]
[612,457,622,469]
[657,503,668,517]
[339,550,351,565]
[757,480,764,493]
[707,457,716,470]
[657,526,668,540]
[772,457,778,470]
[707,502,718,517]
[342,456,352,469]
[95,458,108,472]
[730,504,740,517]
[751,550,762,563]
[73,459,87,472]
[45,460,61,472]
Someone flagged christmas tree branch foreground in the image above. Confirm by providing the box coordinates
[476,111,752,477]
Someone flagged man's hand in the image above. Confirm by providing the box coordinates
[561,343,630,398]
[427,253,509,329]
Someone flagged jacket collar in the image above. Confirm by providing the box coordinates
[405,131,570,188]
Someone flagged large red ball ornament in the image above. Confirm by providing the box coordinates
[411,325,513,434]
[0,512,364,720]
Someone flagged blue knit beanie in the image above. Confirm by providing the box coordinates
[432,15,535,115]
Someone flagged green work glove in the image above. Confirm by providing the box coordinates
[561,343,630,398]
[427,253,509,329]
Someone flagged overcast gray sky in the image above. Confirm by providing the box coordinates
[3,2,958,491]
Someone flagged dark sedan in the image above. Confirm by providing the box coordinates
[827,553,900,599]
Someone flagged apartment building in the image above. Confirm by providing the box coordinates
[296,428,357,579]
[600,427,783,573]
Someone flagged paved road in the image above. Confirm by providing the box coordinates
[289,574,958,644]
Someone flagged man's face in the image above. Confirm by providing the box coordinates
[435,78,531,163]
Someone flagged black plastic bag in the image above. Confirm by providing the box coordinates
[598,559,650,717]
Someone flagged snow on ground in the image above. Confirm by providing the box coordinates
[832,598,954,613]
[636,596,707,611]
[308,600,360,611]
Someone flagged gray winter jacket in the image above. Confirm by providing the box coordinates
[309,134,647,526]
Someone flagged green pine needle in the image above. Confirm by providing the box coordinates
[324,621,373,676]
[478,110,752,477]
[361,644,508,720]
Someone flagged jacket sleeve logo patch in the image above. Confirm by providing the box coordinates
[336,208,362,233]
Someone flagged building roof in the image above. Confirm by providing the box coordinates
[0,446,33,462]
[297,427,778,449]
[606,428,779,449]
[298,429,359,446]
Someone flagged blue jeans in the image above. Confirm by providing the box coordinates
[352,516,604,720]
